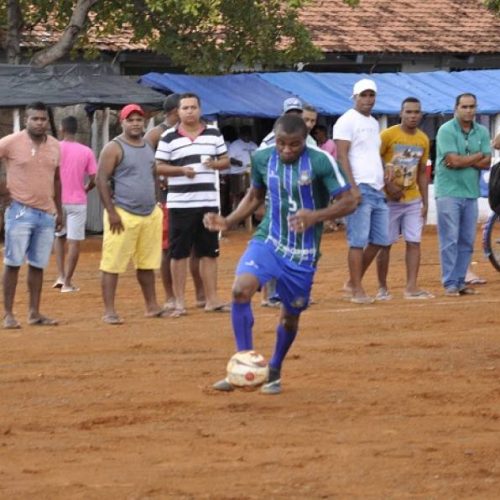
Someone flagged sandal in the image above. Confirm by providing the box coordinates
[169,308,187,318]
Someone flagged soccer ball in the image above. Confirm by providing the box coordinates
[226,350,269,388]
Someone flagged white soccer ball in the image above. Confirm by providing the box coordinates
[226,350,269,388]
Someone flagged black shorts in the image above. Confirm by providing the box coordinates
[168,207,219,259]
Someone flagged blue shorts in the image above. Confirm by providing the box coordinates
[236,240,315,315]
[346,184,389,248]
[3,200,56,269]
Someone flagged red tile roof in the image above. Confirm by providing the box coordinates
[301,0,500,53]
[15,0,500,55]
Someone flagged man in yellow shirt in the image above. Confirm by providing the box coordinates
[376,97,434,300]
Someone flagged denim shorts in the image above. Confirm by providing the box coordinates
[4,200,56,268]
[346,183,389,248]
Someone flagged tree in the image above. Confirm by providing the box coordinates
[0,0,359,73]
[485,0,500,11]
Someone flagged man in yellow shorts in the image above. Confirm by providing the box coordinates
[96,104,164,324]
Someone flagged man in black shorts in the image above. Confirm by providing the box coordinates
[155,93,230,317]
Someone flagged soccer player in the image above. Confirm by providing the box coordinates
[203,114,356,395]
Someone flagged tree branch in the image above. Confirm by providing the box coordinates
[30,0,99,67]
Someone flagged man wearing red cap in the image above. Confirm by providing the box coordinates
[96,104,165,324]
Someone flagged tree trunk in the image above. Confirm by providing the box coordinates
[30,0,99,67]
[6,0,23,64]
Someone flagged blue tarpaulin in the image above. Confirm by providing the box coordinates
[139,69,500,117]
[139,72,294,118]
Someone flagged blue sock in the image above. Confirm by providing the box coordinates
[269,324,297,370]
[231,302,253,351]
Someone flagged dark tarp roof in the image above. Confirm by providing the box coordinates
[0,63,165,108]
[139,69,500,117]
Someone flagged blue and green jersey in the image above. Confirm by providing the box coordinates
[251,146,350,267]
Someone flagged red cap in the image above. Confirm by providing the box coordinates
[119,104,145,121]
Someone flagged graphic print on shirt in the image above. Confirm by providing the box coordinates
[388,144,424,193]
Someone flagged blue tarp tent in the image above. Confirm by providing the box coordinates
[139,69,500,117]
[139,73,295,118]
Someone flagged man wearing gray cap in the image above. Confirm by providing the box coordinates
[333,78,389,304]
[260,97,317,149]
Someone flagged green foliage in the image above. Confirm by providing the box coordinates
[0,0,359,73]
[484,0,500,11]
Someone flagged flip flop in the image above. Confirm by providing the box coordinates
[170,308,187,318]
[350,296,374,305]
[102,313,124,325]
[205,304,231,313]
[404,290,435,300]
[465,278,487,285]
[3,316,21,329]
[52,278,64,289]
[28,315,58,326]
[163,299,176,311]
[61,284,80,293]
[145,308,170,318]
[196,300,207,308]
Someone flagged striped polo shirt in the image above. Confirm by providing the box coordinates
[155,125,227,209]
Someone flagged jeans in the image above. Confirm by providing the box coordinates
[436,197,478,289]
[346,183,389,248]
[4,200,56,268]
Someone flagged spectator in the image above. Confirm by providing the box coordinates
[96,104,165,324]
[53,115,97,293]
[434,93,491,296]
[0,101,62,329]
[155,93,230,317]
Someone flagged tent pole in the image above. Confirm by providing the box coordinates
[103,107,110,146]
[13,108,21,132]
[378,115,388,131]
[91,111,99,156]
[494,114,500,159]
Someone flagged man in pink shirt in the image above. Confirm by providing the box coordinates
[53,116,97,292]
[0,101,62,329]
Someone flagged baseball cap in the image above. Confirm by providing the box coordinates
[351,79,377,98]
[119,104,145,121]
[283,97,303,113]
[163,93,180,113]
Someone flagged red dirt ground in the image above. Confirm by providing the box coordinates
[0,226,499,499]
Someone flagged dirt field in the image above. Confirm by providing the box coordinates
[1,226,499,499]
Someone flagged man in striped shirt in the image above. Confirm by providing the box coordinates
[155,93,230,317]
[204,114,356,394]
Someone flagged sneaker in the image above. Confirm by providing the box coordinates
[375,287,392,301]
[459,286,478,296]
[260,378,282,395]
[444,287,460,297]
[212,378,234,392]
[260,367,281,395]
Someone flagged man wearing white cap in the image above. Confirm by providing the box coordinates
[333,78,389,304]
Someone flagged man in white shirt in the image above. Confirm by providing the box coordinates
[333,79,389,304]
[228,126,257,210]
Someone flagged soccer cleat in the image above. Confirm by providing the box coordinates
[212,378,234,392]
[260,367,281,395]
[260,378,282,395]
